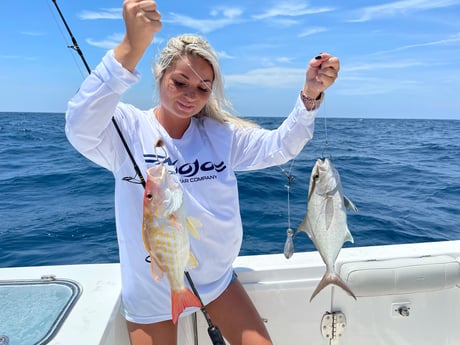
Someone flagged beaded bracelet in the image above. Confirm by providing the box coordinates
[300,91,323,110]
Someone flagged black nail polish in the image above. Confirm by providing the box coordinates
[315,55,322,60]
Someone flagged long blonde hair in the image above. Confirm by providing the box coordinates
[153,34,257,128]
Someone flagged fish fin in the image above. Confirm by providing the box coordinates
[186,217,201,239]
[344,228,354,244]
[163,188,183,214]
[325,198,334,230]
[149,252,164,282]
[171,288,201,324]
[310,270,357,302]
[344,196,358,212]
[187,252,199,269]
[295,216,313,239]
[168,214,182,231]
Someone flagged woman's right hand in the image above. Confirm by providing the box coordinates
[114,0,162,72]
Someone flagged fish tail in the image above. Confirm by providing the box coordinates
[171,288,202,324]
[310,271,357,302]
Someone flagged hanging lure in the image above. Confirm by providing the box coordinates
[281,167,296,259]
[284,228,294,259]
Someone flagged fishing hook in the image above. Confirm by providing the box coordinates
[154,138,168,165]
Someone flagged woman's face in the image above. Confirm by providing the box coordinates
[159,54,214,120]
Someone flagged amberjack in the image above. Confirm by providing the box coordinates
[297,158,358,301]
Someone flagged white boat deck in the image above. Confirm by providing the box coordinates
[0,263,125,345]
[1,240,459,345]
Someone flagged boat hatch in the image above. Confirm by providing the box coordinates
[340,254,460,297]
[0,275,82,345]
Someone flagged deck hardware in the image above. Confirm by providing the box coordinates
[398,306,410,317]
[391,302,411,318]
[320,311,347,344]
[41,274,56,281]
[0,336,9,345]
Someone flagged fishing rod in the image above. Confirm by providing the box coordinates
[51,0,91,75]
[51,1,225,344]
[50,0,145,184]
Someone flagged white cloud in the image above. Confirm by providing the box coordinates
[86,33,124,49]
[78,8,122,20]
[224,59,425,91]
[298,27,328,37]
[276,57,295,63]
[253,3,334,20]
[267,18,300,27]
[337,60,429,96]
[225,67,304,87]
[21,31,46,37]
[338,76,418,95]
[259,57,295,67]
[350,0,460,22]
[165,12,242,33]
[372,32,460,55]
[344,60,427,72]
[216,50,235,60]
[86,34,164,50]
[210,7,243,19]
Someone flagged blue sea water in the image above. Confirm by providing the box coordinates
[1,112,460,268]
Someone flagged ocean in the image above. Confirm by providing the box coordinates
[1,112,460,268]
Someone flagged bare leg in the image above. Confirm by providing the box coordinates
[127,319,178,345]
[206,279,273,345]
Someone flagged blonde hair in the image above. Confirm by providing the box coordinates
[153,34,257,128]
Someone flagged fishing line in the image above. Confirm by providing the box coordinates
[50,2,225,343]
[320,99,330,159]
[50,0,91,75]
[282,90,330,259]
[46,0,88,79]
[179,54,213,92]
[280,158,296,259]
[279,159,296,228]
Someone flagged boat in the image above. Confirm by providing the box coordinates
[1,239,459,344]
[2,3,458,343]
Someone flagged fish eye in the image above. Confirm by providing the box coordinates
[146,193,153,200]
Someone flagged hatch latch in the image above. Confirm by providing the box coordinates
[321,311,347,344]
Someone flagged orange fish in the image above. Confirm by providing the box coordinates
[142,161,201,324]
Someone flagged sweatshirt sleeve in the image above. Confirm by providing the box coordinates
[65,50,141,171]
[230,96,317,171]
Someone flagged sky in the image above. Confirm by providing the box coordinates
[1,0,460,119]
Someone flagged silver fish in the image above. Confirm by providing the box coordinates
[296,158,358,301]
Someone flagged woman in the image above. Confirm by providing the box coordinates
[65,1,340,344]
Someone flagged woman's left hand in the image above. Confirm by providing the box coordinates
[303,53,340,100]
